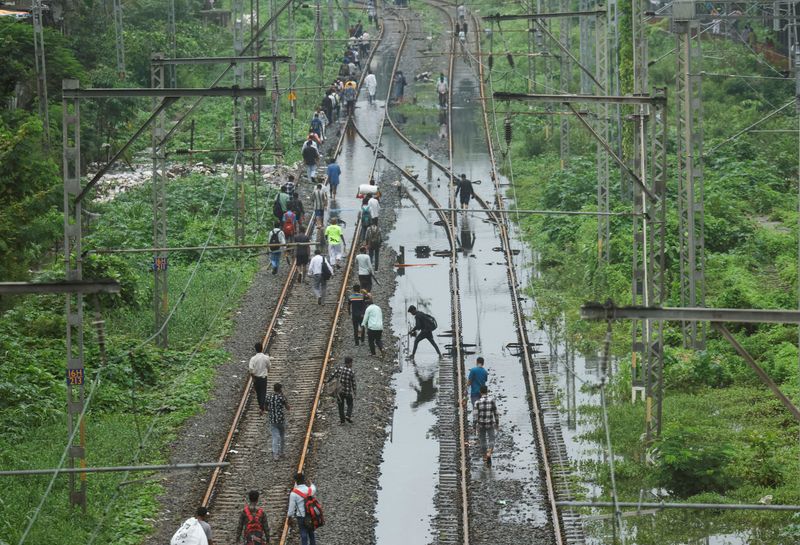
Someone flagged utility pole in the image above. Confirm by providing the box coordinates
[343,0,350,37]
[674,0,706,350]
[233,0,247,244]
[168,0,177,88]
[595,6,610,261]
[327,0,337,33]
[151,55,169,348]
[61,79,87,510]
[270,0,283,162]
[32,0,50,147]
[579,0,593,94]
[315,0,325,88]
[112,0,126,79]
[559,0,572,168]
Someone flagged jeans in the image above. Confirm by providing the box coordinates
[367,328,384,355]
[337,393,354,422]
[270,250,282,272]
[412,329,441,356]
[478,426,496,456]
[369,246,380,269]
[352,315,365,344]
[298,518,316,545]
[358,273,372,292]
[253,376,267,410]
[306,163,317,179]
[270,422,285,459]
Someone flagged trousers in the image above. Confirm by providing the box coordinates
[412,329,440,356]
[352,315,365,344]
[270,422,285,459]
[253,376,267,410]
[337,393,354,422]
[367,328,384,355]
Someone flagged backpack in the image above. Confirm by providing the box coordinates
[366,226,380,248]
[361,205,371,225]
[293,487,325,530]
[269,229,282,251]
[243,505,266,544]
[302,143,318,164]
[321,259,333,281]
[273,194,284,219]
[170,517,208,545]
[282,212,296,237]
[418,311,438,331]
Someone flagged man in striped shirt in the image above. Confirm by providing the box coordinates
[473,385,499,467]
[326,356,357,424]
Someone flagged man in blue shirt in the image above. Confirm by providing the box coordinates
[326,159,342,199]
[466,356,488,406]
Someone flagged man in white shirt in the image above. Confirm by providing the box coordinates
[364,70,377,104]
[288,472,318,545]
[367,194,380,225]
[361,297,385,358]
[248,342,271,415]
[355,246,375,291]
[308,250,333,305]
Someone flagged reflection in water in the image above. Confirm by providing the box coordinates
[410,361,438,409]
[459,215,476,255]
[438,111,447,140]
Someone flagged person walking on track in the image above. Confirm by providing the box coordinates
[249,342,271,415]
[265,383,289,460]
[268,220,287,275]
[347,283,368,345]
[312,183,328,229]
[235,490,270,545]
[325,218,346,268]
[362,296,386,358]
[364,70,378,104]
[365,218,381,269]
[288,473,321,545]
[408,305,442,359]
[288,190,305,230]
[308,249,334,305]
[326,356,357,424]
[436,73,448,109]
[454,173,474,209]
[294,231,311,284]
[368,192,380,225]
[355,246,375,292]
[474,385,499,467]
[326,158,342,199]
[466,356,488,407]
[302,136,320,180]
[170,508,210,545]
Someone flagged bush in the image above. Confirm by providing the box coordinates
[654,425,737,496]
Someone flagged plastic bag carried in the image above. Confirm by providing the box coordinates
[170,517,209,545]
[357,183,380,199]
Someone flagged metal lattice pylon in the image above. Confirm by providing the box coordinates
[559,0,572,168]
[32,0,50,145]
[595,6,610,261]
[675,22,706,350]
[151,56,169,348]
[233,0,246,244]
[168,0,177,88]
[62,79,87,509]
[112,0,126,79]
[270,0,283,162]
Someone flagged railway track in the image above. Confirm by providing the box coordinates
[200,23,386,545]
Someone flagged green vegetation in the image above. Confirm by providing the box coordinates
[478,1,800,542]
[0,0,356,542]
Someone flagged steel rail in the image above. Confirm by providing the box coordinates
[471,10,568,545]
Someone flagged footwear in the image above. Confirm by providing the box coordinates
[340,420,346,424]
[346,417,353,423]
[486,456,492,468]
[272,267,277,275]
[317,297,322,305]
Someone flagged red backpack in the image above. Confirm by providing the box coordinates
[293,487,325,530]
[243,505,266,544]
[282,211,296,237]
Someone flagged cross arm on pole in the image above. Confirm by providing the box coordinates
[494,92,666,105]
[483,10,608,22]
[0,280,120,295]
[580,302,800,324]
[151,55,290,65]
[62,87,268,98]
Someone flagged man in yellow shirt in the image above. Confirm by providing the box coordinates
[325,218,346,267]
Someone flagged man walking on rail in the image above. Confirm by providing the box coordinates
[288,190,305,231]
[265,383,290,460]
[454,173,474,209]
[368,192,380,225]
[326,158,342,199]
[288,473,322,545]
[312,183,328,229]
[294,231,311,284]
[347,283,368,345]
[474,385,499,467]
[268,220,287,275]
[436,73,448,109]
[308,249,334,305]
[325,218,346,268]
[249,342,271,415]
[235,490,270,545]
[326,356,357,424]
[408,305,442,359]
[364,70,378,104]
[466,356,488,407]
[362,296,386,358]
[355,246,375,291]
[365,218,381,269]
[302,136,320,180]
